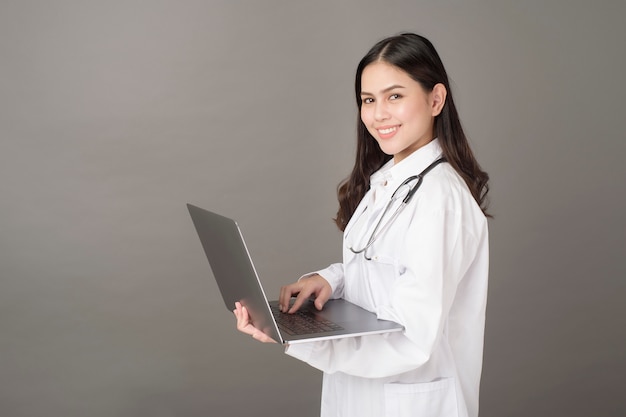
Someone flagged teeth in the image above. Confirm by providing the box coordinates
[378,127,397,134]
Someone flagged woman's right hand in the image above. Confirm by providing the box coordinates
[278,274,332,314]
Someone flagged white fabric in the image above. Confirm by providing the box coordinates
[285,139,489,417]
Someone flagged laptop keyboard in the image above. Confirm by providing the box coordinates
[270,304,344,335]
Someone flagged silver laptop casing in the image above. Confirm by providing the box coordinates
[187,204,403,344]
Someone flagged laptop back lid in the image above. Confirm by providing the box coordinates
[187,204,281,342]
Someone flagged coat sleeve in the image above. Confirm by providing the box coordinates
[286,207,482,378]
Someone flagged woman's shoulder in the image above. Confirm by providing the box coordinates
[415,163,485,219]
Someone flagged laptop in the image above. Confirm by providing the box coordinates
[187,204,403,344]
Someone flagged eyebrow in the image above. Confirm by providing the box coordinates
[360,84,406,96]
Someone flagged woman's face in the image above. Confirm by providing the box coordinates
[360,61,444,163]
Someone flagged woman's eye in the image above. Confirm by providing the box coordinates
[362,97,374,104]
[389,94,401,100]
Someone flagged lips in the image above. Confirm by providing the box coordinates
[376,125,399,139]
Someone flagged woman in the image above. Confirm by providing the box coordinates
[234,33,490,417]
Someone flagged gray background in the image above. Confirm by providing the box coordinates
[1,1,624,416]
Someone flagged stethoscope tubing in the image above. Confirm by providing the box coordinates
[347,156,446,260]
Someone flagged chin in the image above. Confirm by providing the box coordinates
[377,144,399,157]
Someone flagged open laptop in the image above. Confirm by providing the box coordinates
[187,204,403,344]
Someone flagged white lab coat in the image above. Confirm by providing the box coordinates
[286,139,489,417]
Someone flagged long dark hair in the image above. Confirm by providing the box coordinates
[334,33,490,230]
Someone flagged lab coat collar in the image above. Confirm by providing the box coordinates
[370,139,443,187]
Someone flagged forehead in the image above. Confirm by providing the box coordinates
[360,61,417,92]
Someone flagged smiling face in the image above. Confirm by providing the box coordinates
[359,61,446,163]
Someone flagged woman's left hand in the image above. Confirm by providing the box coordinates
[233,301,278,343]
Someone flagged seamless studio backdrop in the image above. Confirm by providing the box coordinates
[0,1,624,417]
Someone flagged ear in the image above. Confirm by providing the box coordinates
[430,83,447,117]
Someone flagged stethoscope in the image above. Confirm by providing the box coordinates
[347,156,447,260]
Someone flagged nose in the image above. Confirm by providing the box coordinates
[374,101,390,121]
